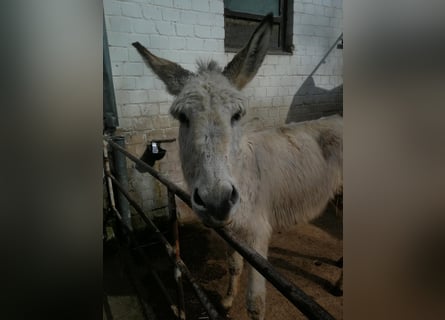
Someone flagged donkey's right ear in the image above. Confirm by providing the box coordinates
[223,13,273,90]
[132,42,193,95]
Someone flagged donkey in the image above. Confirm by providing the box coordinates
[133,13,342,320]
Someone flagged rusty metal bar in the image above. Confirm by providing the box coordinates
[106,137,335,320]
[106,172,225,320]
[104,142,179,318]
[106,138,192,207]
[169,190,186,320]
[214,228,335,320]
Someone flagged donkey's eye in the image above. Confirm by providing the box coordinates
[231,112,242,124]
[178,113,189,126]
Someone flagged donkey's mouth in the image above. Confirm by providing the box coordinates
[200,214,233,228]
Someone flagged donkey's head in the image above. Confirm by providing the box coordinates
[133,14,273,227]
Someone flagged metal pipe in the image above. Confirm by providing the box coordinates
[106,138,192,207]
[105,137,335,319]
[169,191,186,320]
[214,228,335,320]
[106,172,225,320]
[110,136,133,231]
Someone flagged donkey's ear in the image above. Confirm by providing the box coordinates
[223,13,273,90]
[132,42,193,95]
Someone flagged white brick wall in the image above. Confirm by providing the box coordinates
[104,0,343,221]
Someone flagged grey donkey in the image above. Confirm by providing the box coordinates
[133,13,343,320]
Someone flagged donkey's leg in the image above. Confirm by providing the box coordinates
[246,238,269,320]
[222,246,244,310]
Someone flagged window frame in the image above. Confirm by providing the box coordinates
[224,0,294,54]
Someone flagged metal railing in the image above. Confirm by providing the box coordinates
[104,136,336,320]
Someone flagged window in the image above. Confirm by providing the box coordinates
[224,0,293,54]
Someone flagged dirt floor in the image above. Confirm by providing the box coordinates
[104,203,343,320]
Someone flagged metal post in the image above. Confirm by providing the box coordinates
[111,136,132,231]
[169,191,186,320]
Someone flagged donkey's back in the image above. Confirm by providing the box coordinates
[245,115,343,230]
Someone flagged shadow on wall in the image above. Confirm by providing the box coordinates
[285,76,343,124]
[286,33,343,123]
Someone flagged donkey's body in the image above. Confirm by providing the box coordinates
[232,116,342,234]
[133,13,342,320]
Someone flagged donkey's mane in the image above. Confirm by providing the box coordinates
[196,60,222,74]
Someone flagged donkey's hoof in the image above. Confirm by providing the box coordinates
[221,296,234,310]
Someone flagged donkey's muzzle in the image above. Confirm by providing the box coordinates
[192,184,239,227]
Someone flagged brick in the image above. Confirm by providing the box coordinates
[192,0,210,12]
[108,17,132,32]
[132,117,153,131]
[197,13,213,26]
[121,3,142,18]
[121,104,141,117]
[162,8,180,21]
[160,102,171,115]
[109,46,128,61]
[210,26,224,39]
[153,0,172,7]
[133,19,156,34]
[111,62,124,75]
[210,0,223,13]
[202,39,218,51]
[124,62,144,76]
[149,34,170,49]
[195,25,211,38]
[114,77,136,90]
[142,6,162,20]
[168,37,186,50]
[266,87,278,97]
[173,0,192,10]
[107,32,129,47]
[140,103,160,116]
[104,1,121,16]
[175,23,194,36]
[180,11,197,24]
[135,76,154,89]
[156,21,176,35]
[129,90,149,103]
[186,38,204,50]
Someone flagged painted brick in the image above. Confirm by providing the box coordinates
[180,11,197,24]
[142,6,162,20]
[124,62,144,76]
[192,0,210,12]
[121,3,142,18]
[108,17,132,32]
[114,77,136,90]
[186,38,204,50]
[210,26,224,39]
[169,37,186,50]
[129,90,149,103]
[121,104,141,117]
[155,21,176,35]
[162,8,180,21]
[197,13,214,26]
[153,0,173,7]
[175,23,194,36]
[133,19,156,34]
[140,103,160,116]
[109,46,128,61]
[149,34,170,49]
[135,76,154,89]
[209,0,223,13]
[266,87,278,97]
[160,102,171,115]
[104,1,121,16]
[195,25,212,38]
[173,0,192,10]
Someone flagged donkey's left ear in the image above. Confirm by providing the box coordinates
[223,13,273,90]
[132,42,193,95]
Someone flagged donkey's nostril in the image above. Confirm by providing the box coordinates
[229,185,239,205]
[193,188,206,208]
